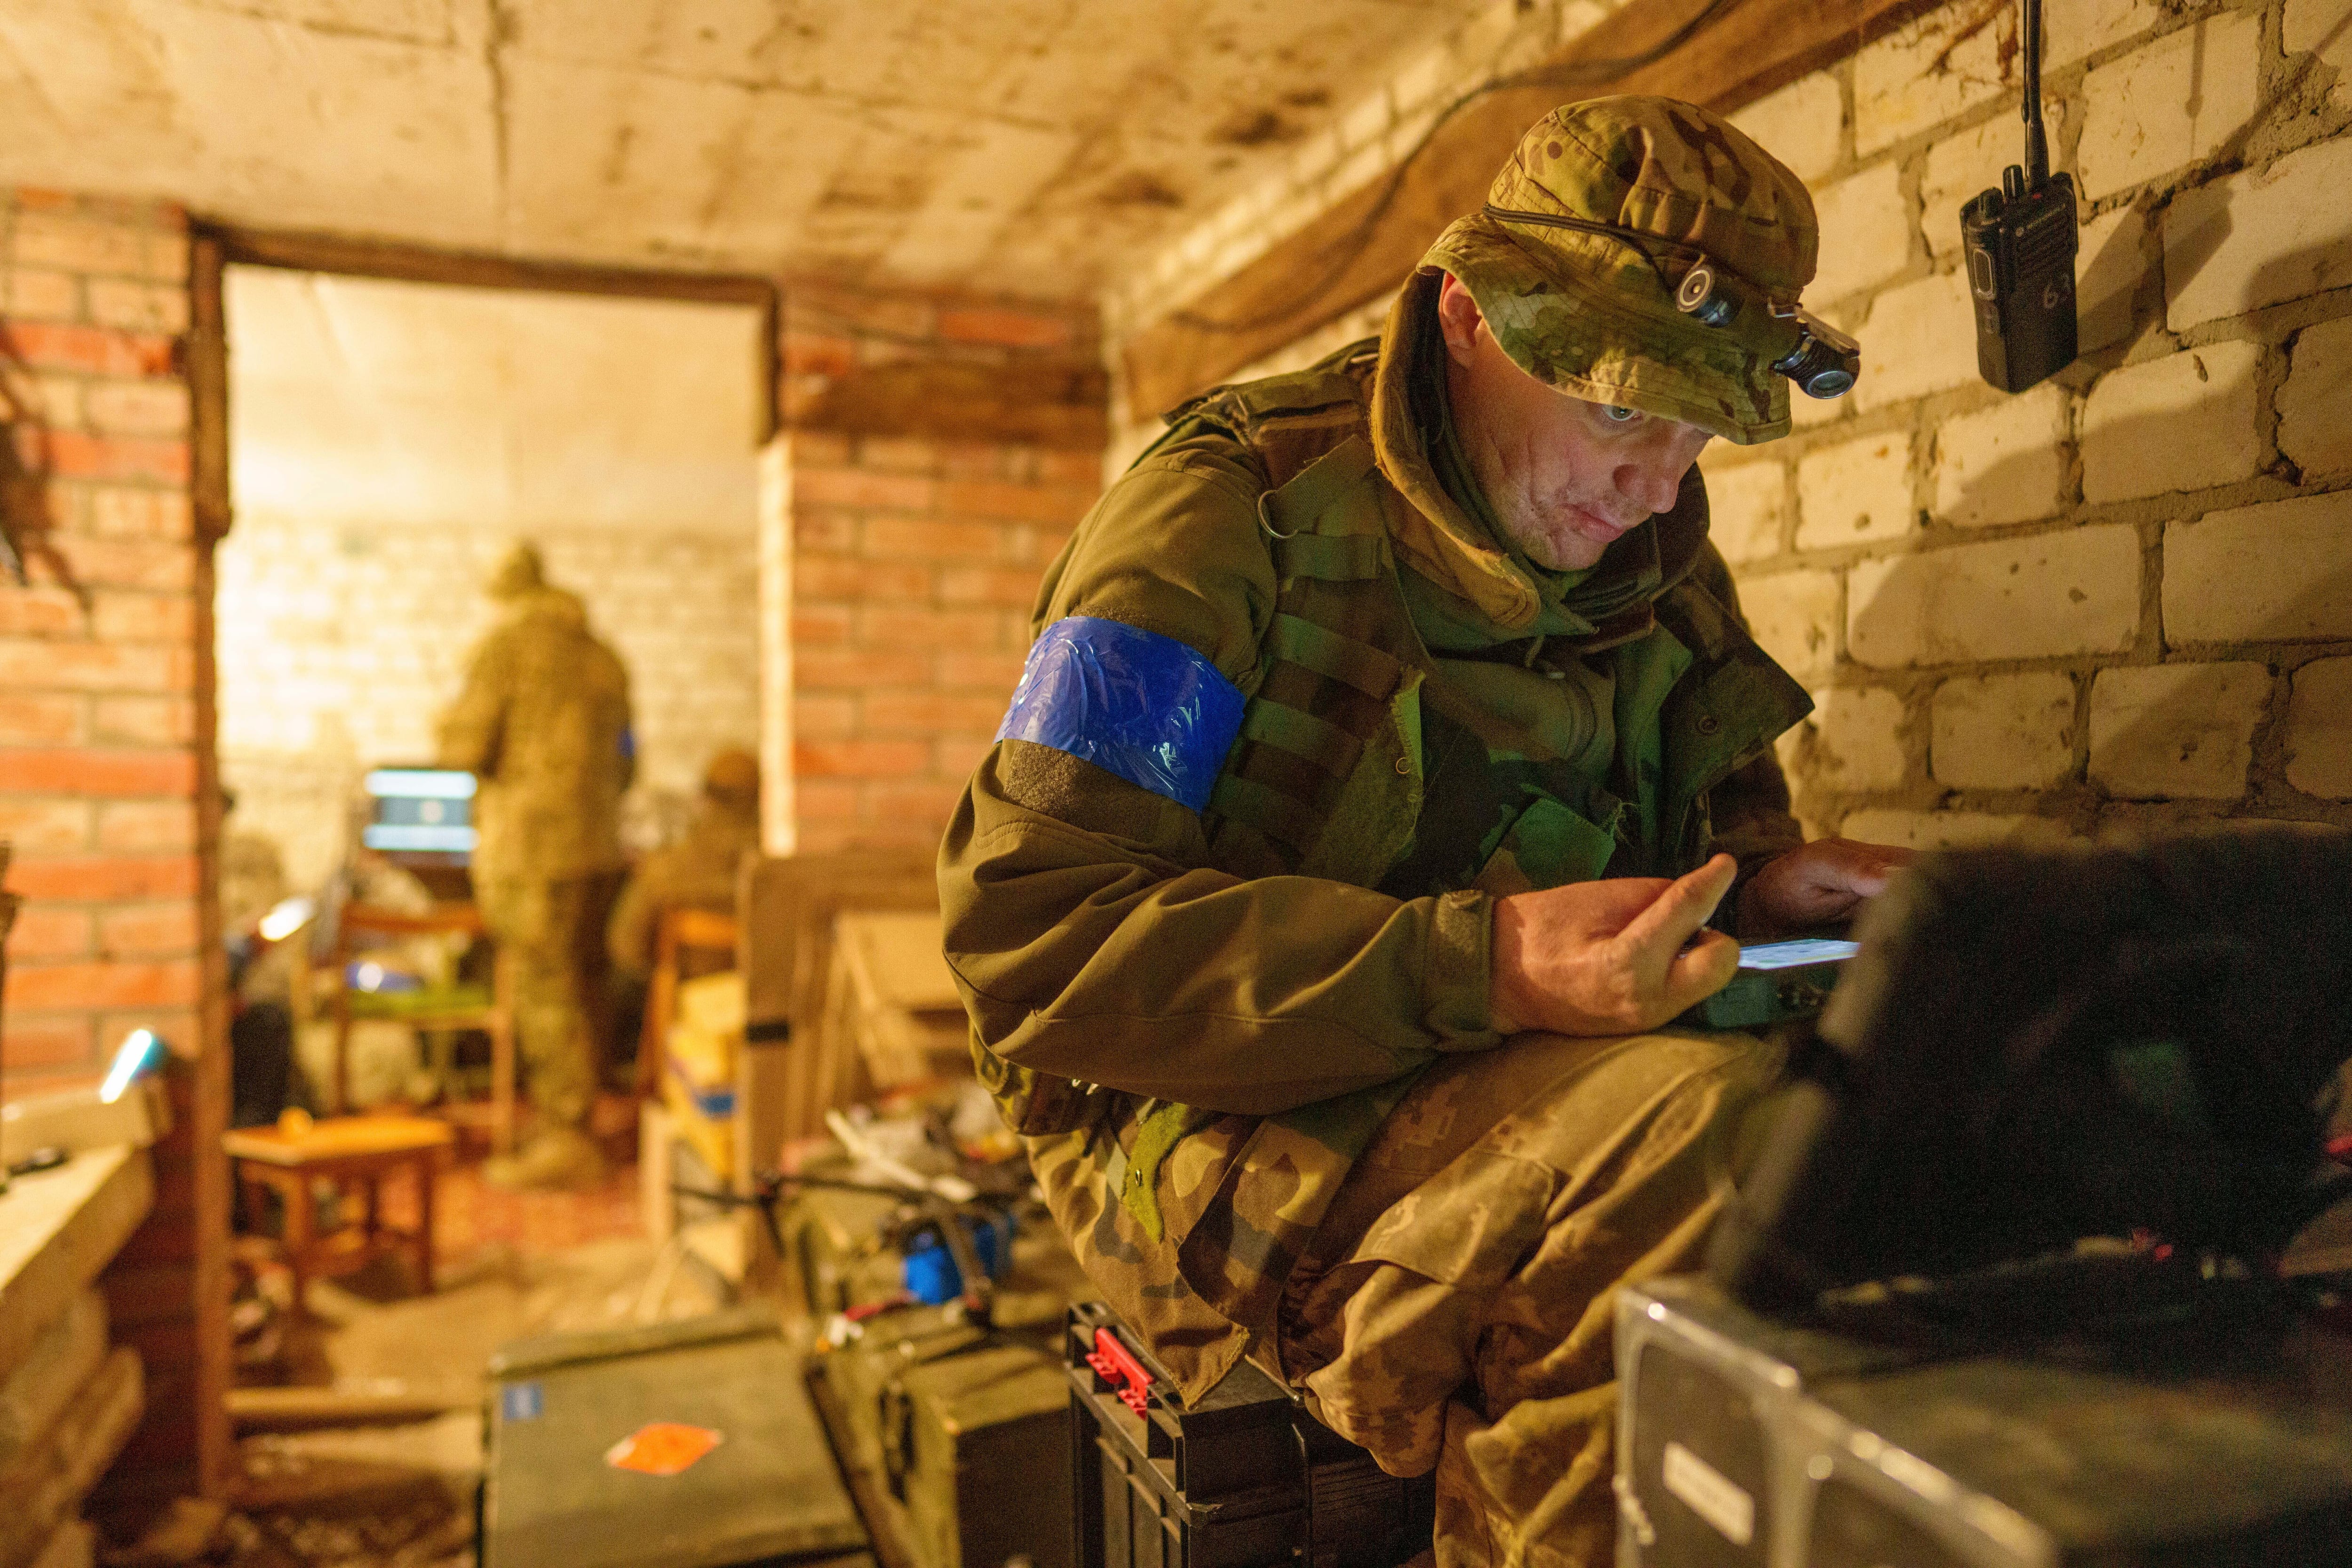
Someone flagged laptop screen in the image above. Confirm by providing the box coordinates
[362,768,477,858]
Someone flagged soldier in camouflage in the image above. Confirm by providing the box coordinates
[606,747,760,982]
[941,97,1910,1562]
[440,542,634,1191]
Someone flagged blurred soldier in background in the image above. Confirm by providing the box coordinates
[440,541,634,1190]
[607,746,760,982]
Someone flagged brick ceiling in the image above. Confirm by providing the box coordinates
[0,0,1490,296]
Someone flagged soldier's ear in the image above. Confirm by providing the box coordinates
[1435,273,1487,366]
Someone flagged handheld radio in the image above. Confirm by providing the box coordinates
[1961,0,2078,392]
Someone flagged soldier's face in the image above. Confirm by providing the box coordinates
[1437,275,1712,573]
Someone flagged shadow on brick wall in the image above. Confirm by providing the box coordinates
[0,339,85,604]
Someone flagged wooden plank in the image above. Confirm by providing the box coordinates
[1120,0,1945,416]
[191,530,235,1499]
[0,1291,105,1473]
[0,1148,152,1379]
[209,225,775,306]
[0,1347,143,1568]
[220,1113,453,1166]
[735,850,940,1173]
[187,234,230,545]
[224,1384,469,1432]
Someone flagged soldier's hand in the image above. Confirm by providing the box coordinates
[1489,854,1742,1036]
[1736,838,1915,939]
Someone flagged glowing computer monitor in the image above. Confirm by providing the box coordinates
[362,768,477,862]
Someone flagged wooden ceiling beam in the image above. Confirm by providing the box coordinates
[1120,0,1945,418]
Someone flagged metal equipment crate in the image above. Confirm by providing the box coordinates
[1065,1301,1430,1568]
[1615,1274,2352,1568]
[481,1305,866,1568]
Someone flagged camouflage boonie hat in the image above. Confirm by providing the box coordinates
[1424,96,1821,444]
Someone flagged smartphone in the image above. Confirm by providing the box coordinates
[1685,937,1859,1029]
[1736,937,1859,972]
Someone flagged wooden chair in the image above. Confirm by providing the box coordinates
[328,903,518,1154]
[633,906,742,1099]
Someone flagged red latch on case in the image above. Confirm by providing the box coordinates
[1086,1325,1154,1415]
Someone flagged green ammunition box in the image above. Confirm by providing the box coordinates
[815,1305,1073,1568]
[794,1176,1091,1568]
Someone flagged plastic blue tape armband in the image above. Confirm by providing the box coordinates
[995,616,1246,812]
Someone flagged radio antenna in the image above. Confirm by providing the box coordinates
[2022,0,2050,187]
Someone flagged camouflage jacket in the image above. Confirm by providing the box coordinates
[606,802,759,978]
[438,585,634,885]
[939,275,1809,1396]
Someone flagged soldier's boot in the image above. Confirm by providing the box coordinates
[484,1125,607,1191]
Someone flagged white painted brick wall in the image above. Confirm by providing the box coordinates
[1798,685,1909,790]
[1853,269,1981,411]
[2077,11,2262,202]
[2087,661,2272,799]
[2164,135,2352,330]
[1848,525,2141,667]
[1808,162,1913,304]
[2284,656,2352,798]
[218,517,759,887]
[2079,340,2264,504]
[1796,431,1915,549]
[1738,569,1842,681]
[2045,0,2168,69]
[2074,205,2147,355]
[1835,808,2074,849]
[1854,7,2015,155]
[1918,100,2070,260]
[1931,382,2070,528]
[2285,0,2352,113]
[1699,455,1789,565]
[2163,491,2352,644]
[1932,671,2078,789]
[1728,70,1844,183]
[2278,315,2352,478]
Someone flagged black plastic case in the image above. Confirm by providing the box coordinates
[1065,1302,1430,1568]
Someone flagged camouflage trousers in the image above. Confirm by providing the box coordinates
[1029,1028,1764,1568]
[477,870,622,1132]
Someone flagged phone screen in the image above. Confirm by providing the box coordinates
[1737,937,1860,972]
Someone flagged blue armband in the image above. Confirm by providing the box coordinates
[994,616,1246,812]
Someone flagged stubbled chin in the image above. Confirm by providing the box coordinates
[1494,489,1615,571]
[1526,525,1611,572]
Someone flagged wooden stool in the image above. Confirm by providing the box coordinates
[224,1114,453,1310]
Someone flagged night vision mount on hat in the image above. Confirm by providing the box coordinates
[1423,95,1859,444]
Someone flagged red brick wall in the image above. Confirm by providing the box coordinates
[767,285,1106,853]
[0,189,203,1087]
[0,187,225,1501]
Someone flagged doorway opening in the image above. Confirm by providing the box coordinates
[201,236,773,1551]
